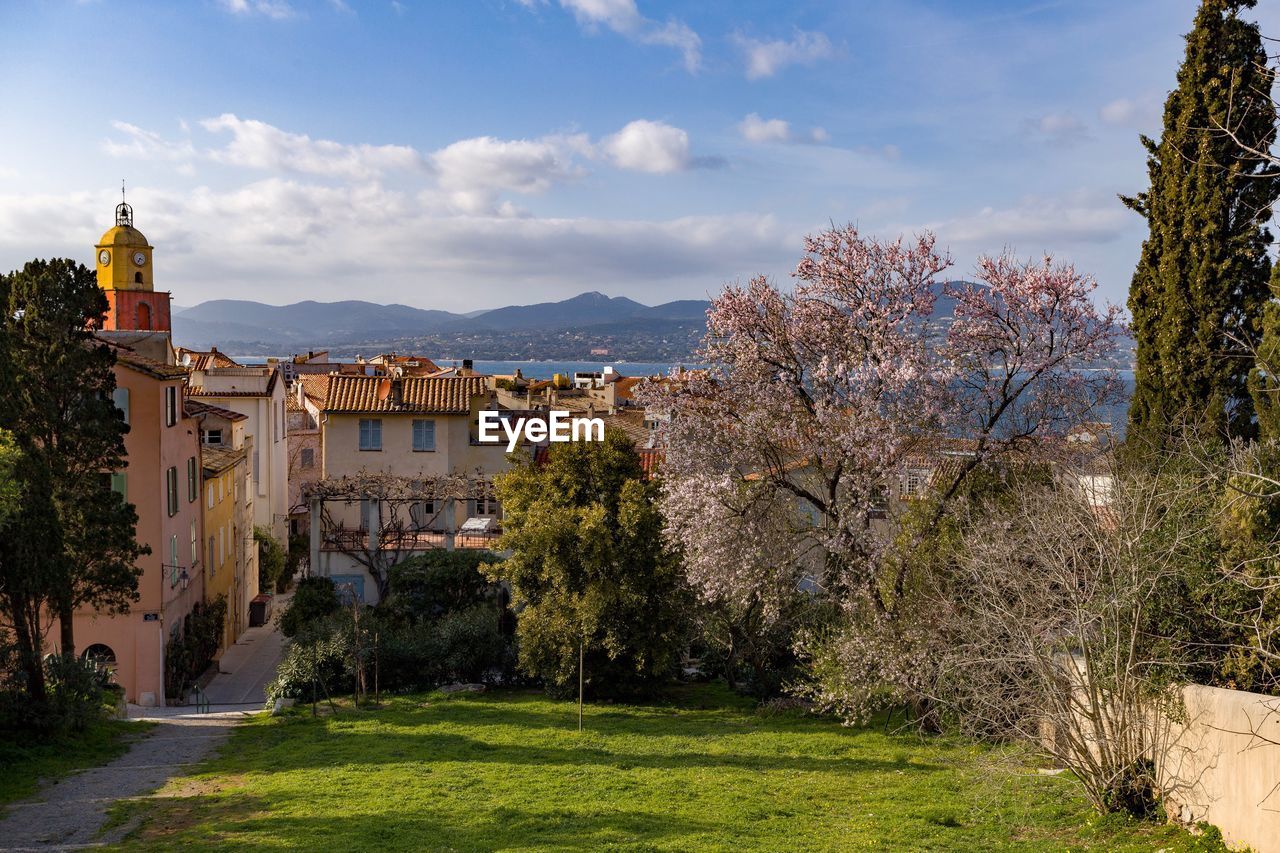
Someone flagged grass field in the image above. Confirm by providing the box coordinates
[109,685,1217,851]
[0,717,147,811]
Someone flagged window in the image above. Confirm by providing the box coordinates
[110,472,127,499]
[253,449,260,486]
[359,418,382,451]
[412,419,436,452]
[134,271,143,285]
[410,499,435,529]
[476,495,500,516]
[207,482,215,509]
[169,535,178,587]
[208,536,215,577]
[166,466,179,517]
[902,467,931,499]
[202,429,223,445]
[186,457,197,503]
[164,386,177,427]
[112,387,130,425]
[300,447,314,469]
[218,476,224,503]
[218,526,225,568]
[190,519,198,566]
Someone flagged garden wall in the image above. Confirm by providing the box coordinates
[1156,684,1280,852]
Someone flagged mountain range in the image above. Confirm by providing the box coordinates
[170,286,1133,366]
[171,291,714,358]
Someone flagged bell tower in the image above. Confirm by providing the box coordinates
[94,188,170,333]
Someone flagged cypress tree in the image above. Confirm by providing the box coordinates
[1123,0,1279,449]
[1250,264,1280,440]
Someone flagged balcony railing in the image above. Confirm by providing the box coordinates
[321,525,502,553]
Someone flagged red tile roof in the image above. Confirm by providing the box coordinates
[637,448,663,479]
[114,351,188,380]
[296,374,331,407]
[177,347,241,370]
[323,375,487,414]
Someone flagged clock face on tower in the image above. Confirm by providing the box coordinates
[133,251,146,266]
[99,249,110,266]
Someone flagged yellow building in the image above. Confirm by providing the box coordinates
[188,401,258,651]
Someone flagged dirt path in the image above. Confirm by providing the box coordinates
[0,712,247,850]
[0,592,291,850]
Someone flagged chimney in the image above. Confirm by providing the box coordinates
[389,366,404,404]
[462,358,473,371]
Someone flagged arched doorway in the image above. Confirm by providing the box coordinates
[81,643,117,670]
[137,302,152,330]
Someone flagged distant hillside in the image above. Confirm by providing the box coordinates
[169,285,1132,365]
[171,291,715,356]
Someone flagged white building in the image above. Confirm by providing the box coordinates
[186,364,290,545]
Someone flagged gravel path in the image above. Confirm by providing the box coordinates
[0,593,291,850]
[0,712,247,850]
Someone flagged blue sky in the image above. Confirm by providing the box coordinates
[0,0,1267,312]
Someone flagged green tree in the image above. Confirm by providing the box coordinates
[256,526,287,593]
[1250,265,1280,439]
[1123,0,1280,449]
[0,259,143,662]
[490,431,690,698]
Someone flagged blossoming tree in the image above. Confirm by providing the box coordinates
[640,225,1124,702]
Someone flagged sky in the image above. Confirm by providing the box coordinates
[0,0,1272,312]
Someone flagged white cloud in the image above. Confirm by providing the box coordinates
[200,114,426,179]
[734,30,833,80]
[104,115,707,214]
[602,120,690,173]
[103,121,198,163]
[1025,112,1090,147]
[432,135,584,214]
[1098,96,1160,129]
[919,192,1129,246]
[526,0,701,72]
[0,183,794,310]
[737,113,827,145]
[217,0,296,20]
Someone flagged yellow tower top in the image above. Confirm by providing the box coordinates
[94,195,154,292]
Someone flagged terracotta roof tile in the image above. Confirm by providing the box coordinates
[323,375,487,414]
[297,374,331,407]
[201,445,246,474]
[188,388,266,398]
[177,348,241,370]
[637,448,663,479]
[114,351,188,380]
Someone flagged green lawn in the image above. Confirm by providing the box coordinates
[0,717,149,810]
[109,685,1216,851]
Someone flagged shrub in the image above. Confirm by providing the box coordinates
[384,551,502,622]
[268,604,514,702]
[279,577,340,638]
[164,596,226,701]
[268,617,353,703]
[42,654,113,733]
[431,605,509,683]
